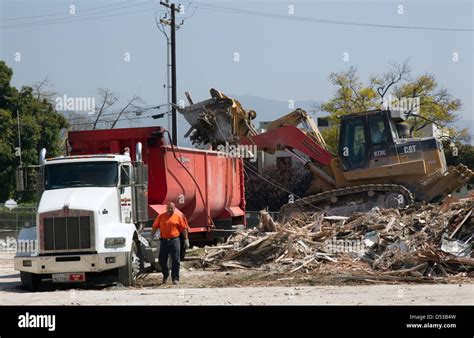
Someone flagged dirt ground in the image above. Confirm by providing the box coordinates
[1,253,472,305]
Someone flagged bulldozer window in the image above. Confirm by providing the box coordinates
[343,118,367,167]
[369,116,388,145]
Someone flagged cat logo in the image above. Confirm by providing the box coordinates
[403,145,417,154]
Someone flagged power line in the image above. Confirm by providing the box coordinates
[194,2,474,32]
[4,1,469,32]
[155,9,172,133]
[181,3,198,20]
[65,104,167,122]
[68,113,166,127]
[2,3,163,29]
[1,1,147,22]
[211,113,330,214]
[243,161,332,215]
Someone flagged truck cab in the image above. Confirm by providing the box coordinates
[14,145,150,291]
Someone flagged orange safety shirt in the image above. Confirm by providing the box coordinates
[152,212,188,239]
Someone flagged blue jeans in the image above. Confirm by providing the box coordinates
[159,237,180,281]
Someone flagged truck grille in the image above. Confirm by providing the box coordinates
[40,211,94,253]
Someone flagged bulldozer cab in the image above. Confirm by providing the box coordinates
[339,110,403,170]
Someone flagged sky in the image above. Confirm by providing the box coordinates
[1,0,473,141]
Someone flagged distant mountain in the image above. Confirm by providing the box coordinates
[61,101,474,147]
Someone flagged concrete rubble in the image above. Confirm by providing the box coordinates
[198,197,474,283]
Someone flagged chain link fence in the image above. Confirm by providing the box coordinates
[0,204,36,241]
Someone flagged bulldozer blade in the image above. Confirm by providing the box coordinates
[419,164,473,202]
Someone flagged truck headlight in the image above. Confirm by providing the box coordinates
[104,237,126,248]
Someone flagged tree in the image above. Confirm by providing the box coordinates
[444,142,474,186]
[0,60,68,202]
[31,77,57,102]
[93,88,119,130]
[110,95,144,129]
[68,88,144,131]
[319,61,467,151]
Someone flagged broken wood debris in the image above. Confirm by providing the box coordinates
[198,198,474,282]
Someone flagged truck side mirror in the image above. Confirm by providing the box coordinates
[15,167,26,192]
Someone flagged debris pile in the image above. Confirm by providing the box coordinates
[200,198,474,282]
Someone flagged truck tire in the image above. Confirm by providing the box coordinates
[20,271,41,292]
[117,241,139,287]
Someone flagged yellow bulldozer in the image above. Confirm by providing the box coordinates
[178,88,473,219]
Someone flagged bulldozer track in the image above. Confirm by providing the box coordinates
[278,184,415,221]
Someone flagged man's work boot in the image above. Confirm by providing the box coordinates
[172,280,179,286]
[162,276,169,285]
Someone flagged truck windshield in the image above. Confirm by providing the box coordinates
[44,161,118,190]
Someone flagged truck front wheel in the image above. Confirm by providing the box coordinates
[20,271,41,292]
[117,241,140,287]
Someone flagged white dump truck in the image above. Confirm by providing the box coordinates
[14,126,246,291]
[14,143,154,291]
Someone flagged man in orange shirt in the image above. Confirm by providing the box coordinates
[150,201,189,285]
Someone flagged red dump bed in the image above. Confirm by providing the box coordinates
[67,126,246,241]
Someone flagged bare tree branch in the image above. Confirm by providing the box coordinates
[376,60,411,101]
[31,77,57,103]
[93,88,118,130]
[110,95,144,129]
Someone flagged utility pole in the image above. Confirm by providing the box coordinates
[16,109,22,167]
[160,1,180,146]
[166,30,171,133]
[170,3,177,146]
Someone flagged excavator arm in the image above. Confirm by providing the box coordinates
[177,88,336,188]
[239,125,332,166]
[179,89,332,164]
[264,108,328,151]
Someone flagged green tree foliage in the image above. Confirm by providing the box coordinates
[0,60,68,202]
[444,142,474,186]
[320,61,467,151]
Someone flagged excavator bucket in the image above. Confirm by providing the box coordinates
[176,88,257,147]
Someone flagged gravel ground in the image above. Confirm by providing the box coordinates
[1,253,473,305]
